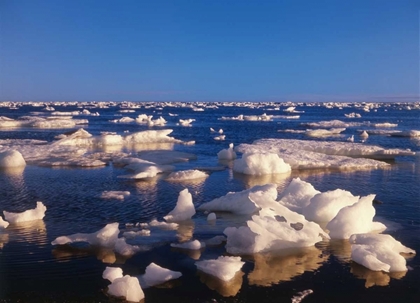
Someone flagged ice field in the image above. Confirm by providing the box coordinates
[0,101,419,302]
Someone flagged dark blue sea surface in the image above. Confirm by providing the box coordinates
[0,101,419,302]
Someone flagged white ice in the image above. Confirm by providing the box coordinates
[170,240,204,250]
[207,213,216,221]
[179,118,195,126]
[100,191,131,200]
[198,184,278,215]
[326,195,387,239]
[0,216,9,228]
[149,219,179,230]
[305,128,346,137]
[166,170,208,181]
[278,178,320,213]
[0,150,26,168]
[114,238,142,257]
[3,202,46,223]
[349,233,416,272]
[233,152,291,175]
[140,262,182,288]
[302,189,360,224]
[195,256,245,282]
[163,188,196,222]
[51,222,120,248]
[217,143,237,160]
[103,266,123,282]
[107,274,144,302]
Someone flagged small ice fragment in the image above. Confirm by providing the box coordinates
[0,150,26,168]
[207,213,216,221]
[195,256,245,282]
[163,188,196,222]
[141,262,182,288]
[171,239,204,250]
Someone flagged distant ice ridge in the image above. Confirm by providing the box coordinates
[0,150,26,168]
[305,128,346,137]
[0,116,88,128]
[195,256,245,281]
[349,233,416,272]
[3,202,46,223]
[103,267,144,302]
[219,113,273,121]
[236,138,414,171]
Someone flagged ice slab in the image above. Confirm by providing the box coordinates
[278,178,320,213]
[198,184,278,215]
[139,262,182,288]
[166,170,208,181]
[233,152,291,175]
[195,256,245,282]
[3,202,46,223]
[100,191,131,200]
[107,275,144,302]
[349,233,416,272]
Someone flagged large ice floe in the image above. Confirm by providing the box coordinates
[349,233,416,272]
[165,169,208,182]
[103,267,144,302]
[236,138,415,170]
[3,202,47,223]
[0,115,88,128]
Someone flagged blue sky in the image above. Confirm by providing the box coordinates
[0,0,418,102]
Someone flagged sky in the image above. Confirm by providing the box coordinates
[0,0,419,102]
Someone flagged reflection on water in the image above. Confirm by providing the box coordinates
[7,220,48,245]
[350,262,406,288]
[197,270,244,297]
[247,246,328,286]
[52,244,120,264]
[0,166,26,177]
[176,221,195,242]
[321,239,353,263]
[0,233,9,249]
[233,172,291,189]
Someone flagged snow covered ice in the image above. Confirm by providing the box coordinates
[139,262,182,288]
[195,256,245,282]
[163,188,196,222]
[3,202,46,223]
[0,150,26,168]
[103,267,144,302]
[233,152,291,175]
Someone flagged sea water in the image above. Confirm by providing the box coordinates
[0,101,419,302]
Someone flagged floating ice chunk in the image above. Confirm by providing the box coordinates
[349,233,416,272]
[164,188,196,222]
[198,184,278,215]
[195,256,245,282]
[123,230,151,238]
[326,195,387,239]
[103,266,123,282]
[100,191,130,200]
[278,178,321,213]
[166,170,208,181]
[0,216,9,228]
[303,120,350,128]
[371,122,398,128]
[114,238,142,257]
[207,213,216,221]
[214,135,226,140]
[110,117,135,123]
[360,130,369,138]
[107,275,144,302]
[390,130,420,137]
[233,153,291,175]
[0,150,26,168]
[217,143,237,160]
[51,222,119,248]
[210,127,216,132]
[224,212,326,254]
[3,202,46,223]
[347,135,354,142]
[149,219,179,230]
[218,129,224,134]
[305,128,346,137]
[302,189,360,224]
[291,289,314,303]
[140,262,182,288]
[171,239,204,250]
[204,235,226,246]
[179,118,195,126]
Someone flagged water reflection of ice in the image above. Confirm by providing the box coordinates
[247,246,328,286]
[52,244,119,264]
[197,270,244,297]
[350,262,406,288]
[233,172,291,189]
[6,220,48,245]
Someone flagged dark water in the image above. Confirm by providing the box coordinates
[0,102,419,302]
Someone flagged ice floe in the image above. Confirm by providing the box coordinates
[217,143,237,160]
[0,150,26,168]
[100,191,131,200]
[103,267,144,302]
[165,170,208,181]
[305,128,346,137]
[233,153,291,175]
[277,178,320,213]
[139,262,182,288]
[326,195,387,239]
[170,239,204,250]
[349,233,416,272]
[3,202,47,223]
[0,216,9,229]
[195,256,245,282]
[163,188,196,222]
